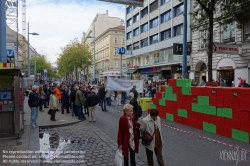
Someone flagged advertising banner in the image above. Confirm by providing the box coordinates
[98,0,144,7]
[213,43,241,55]
[106,77,143,93]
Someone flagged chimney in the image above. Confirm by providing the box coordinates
[106,10,109,15]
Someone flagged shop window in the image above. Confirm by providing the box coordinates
[222,23,235,43]
[150,0,158,13]
[200,29,208,49]
[173,24,183,37]
[141,7,148,18]
[244,17,250,41]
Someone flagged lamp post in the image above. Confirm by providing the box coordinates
[0,0,7,62]
[86,25,96,83]
[27,22,39,78]
[34,49,38,80]
[182,0,188,78]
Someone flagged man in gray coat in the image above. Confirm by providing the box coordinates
[75,86,86,120]
[140,109,165,166]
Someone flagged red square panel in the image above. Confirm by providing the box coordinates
[191,87,204,96]
[188,111,198,120]
[160,86,166,92]
[155,92,163,99]
[203,87,217,97]
[217,126,231,138]
[224,118,241,130]
[240,99,250,112]
[211,115,225,127]
[223,98,240,109]
[173,87,182,95]
[168,79,176,87]
[174,115,183,124]
[166,100,174,107]
[241,121,250,133]
[182,102,192,111]
[194,120,203,130]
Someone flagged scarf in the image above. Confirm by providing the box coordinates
[127,116,135,150]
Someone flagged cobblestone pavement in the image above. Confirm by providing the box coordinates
[39,122,147,166]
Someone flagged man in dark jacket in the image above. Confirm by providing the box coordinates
[100,84,107,111]
[61,86,70,114]
[28,85,40,128]
[70,86,77,116]
[86,89,99,122]
[130,85,138,100]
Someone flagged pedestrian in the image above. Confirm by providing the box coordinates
[43,84,49,108]
[140,109,165,166]
[100,84,107,111]
[129,92,139,121]
[117,104,141,166]
[121,91,126,104]
[81,85,89,116]
[130,85,138,100]
[54,84,62,103]
[48,90,59,121]
[105,89,112,106]
[150,85,157,98]
[70,86,77,116]
[117,91,122,105]
[39,85,46,112]
[61,86,70,114]
[28,85,40,128]
[86,88,99,122]
[75,86,86,120]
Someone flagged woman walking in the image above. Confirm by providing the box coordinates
[49,91,59,121]
[39,85,46,112]
[117,104,140,166]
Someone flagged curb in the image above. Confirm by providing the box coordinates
[39,120,82,129]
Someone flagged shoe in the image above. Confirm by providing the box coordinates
[51,119,56,121]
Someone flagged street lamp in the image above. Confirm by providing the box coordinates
[34,49,38,80]
[27,22,39,78]
[86,24,96,83]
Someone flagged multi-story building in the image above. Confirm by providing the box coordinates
[83,10,124,80]
[124,0,192,81]
[95,25,126,81]
[190,9,250,86]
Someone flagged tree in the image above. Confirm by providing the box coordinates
[191,0,250,82]
[57,38,93,78]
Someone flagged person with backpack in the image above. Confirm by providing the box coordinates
[129,92,142,121]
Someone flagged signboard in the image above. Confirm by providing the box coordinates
[173,43,192,55]
[98,0,143,7]
[218,66,233,69]
[106,77,143,92]
[44,69,47,81]
[6,49,15,59]
[143,67,157,73]
[213,43,241,55]
[118,47,126,54]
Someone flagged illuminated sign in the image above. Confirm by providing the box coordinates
[98,0,144,7]
[143,67,157,72]
[218,66,233,69]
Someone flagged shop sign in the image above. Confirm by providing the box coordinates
[143,67,157,72]
[213,43,241,55]
[218,66,233,69]
[173,43,191,55]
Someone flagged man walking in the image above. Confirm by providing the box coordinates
[130,85,138,100]
[140,109,165,166]
[86,89,99,122]
[75,86,86,120]
[28,85,40,128]
[100,84,107,111]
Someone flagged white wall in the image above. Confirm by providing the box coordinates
[235,68,247,87]
[189,72,194,80]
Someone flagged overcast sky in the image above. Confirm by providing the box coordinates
[20,0,125,66]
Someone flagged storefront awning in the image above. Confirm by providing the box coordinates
[124,69,138,74]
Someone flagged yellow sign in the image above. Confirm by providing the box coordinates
[0,63,15,69]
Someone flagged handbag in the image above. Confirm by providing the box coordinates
[48,109,52,115]
[141,130,155,146]
[115,149,123,166]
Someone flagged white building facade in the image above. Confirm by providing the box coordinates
[125,0,192,81]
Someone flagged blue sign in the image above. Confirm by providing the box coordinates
[7,49,15,58]
[118,47,126,54]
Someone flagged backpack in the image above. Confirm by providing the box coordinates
[136,105,142,119]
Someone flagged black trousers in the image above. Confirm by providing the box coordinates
[39,99,44,111]
[124,148,136,166]
[50,109,56,120]
[61,103,69,113]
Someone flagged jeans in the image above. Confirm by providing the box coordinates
[76,106,85,119]
[100,97,107,111]
[106,97,111,106]
[72,103,77,116]
[30,107,38,127]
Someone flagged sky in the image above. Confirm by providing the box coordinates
[20,0,125,66]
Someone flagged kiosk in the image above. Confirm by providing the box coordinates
[0,69,24,139]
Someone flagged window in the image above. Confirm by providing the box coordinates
[222,23,235,43]
[127,31,133,39]
[174,3,184,17]
[133,42,139,50]
[114,37,118,44]
[122,37,125,44]
[150,34,158,44]
[150,0,158,12]
[141,38,148,47]
[200,29,208,49]
[127,18,132,27]
[141,7,148,18]
[114,47,118,55]
[114,60,119,68]
[122,60,126,67]
[161,29,171,41]
[150,17,158,28]
[133,13,139,22]
[133,28,140,36]
[161,10,171,23]
[127,6,133,14]
[141,24,148,33]
[127,45,132,50]
[161,0,170,6]
[244,17,250,41]
[173,24,183,36]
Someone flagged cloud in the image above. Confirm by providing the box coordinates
[21,0,125,65]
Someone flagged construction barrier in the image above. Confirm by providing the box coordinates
[150,79,250,144]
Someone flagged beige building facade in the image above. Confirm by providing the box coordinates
[83,10,124,81]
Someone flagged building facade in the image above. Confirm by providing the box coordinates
[124,0,192,81]
[190,12,250,86]
[83,10,124,81]
[95,26,126,81]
